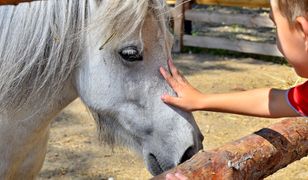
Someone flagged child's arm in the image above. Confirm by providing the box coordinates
[160,59,299,118]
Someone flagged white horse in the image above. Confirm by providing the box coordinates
[0,0,203,179]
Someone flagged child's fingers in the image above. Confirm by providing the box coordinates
[160,67,179,91]
[165,172,188,180]
[175,173,188,180]
[168,59,186,83]
[168,59,179,76]
[166,173,178,180]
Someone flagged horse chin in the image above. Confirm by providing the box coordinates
[146,153,175,176]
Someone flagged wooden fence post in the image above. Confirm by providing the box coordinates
[172,0,185,53]
[152,118,308,179]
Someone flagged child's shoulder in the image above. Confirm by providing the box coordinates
[287,80,308,116]
[298,81,308,89]
[290,81,308,95]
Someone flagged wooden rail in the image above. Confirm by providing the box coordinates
[171,0,282,57]
[153,118,308,179]
[167,0,177,4]
[0,0,40,5]
[198,0,269,8]
[183,35,281,57]
[167,0,270,8]
[185,10,274,28]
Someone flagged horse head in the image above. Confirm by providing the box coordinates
[75,0,203,175]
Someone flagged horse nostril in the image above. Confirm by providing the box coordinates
[180,146,195,164]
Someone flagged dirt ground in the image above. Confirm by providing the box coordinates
[38,53,308,180]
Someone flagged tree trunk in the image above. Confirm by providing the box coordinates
[152,118,308,180]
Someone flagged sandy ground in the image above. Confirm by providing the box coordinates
[38,53,308,180]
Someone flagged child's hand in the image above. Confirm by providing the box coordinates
[165,172,188,180]
[160,59,206,111]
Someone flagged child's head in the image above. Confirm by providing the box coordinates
[276,0,308,25]
[270,0,308,78]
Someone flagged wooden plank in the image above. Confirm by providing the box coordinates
[183,35,282,57]
[153,118,308,179]
[173,0,186,53]
[0,0,41,5]
[195,0,270,8]
[185,10,275,28]
[166,0,176,4]
[167,0,270,7]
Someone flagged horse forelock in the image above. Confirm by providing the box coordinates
[89,0,173,147]
[90,0,171,50]
[0,0,171,113]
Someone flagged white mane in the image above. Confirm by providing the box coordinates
[0,0,170,112]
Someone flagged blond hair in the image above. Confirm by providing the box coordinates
[277,0,308,24]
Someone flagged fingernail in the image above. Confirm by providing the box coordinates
[165,173,172,179]
[161,93,168,100]
[175,173,182,177]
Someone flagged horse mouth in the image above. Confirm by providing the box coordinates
[147,153,165,175]
[147,153,174,176]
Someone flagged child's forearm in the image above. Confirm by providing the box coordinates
[199,88,298,118]
[160,60,299,118]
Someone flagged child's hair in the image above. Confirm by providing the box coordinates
[277,0,308,24]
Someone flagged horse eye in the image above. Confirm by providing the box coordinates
[119,46,143,62]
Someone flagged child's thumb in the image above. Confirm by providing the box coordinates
[161,94,180,106]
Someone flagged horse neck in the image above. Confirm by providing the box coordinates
[2,77,77,126]
[0,76,77,161]
[0,76,77,179]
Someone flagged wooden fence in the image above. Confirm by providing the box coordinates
[0,0,39,5]
[153,118,308,179]
[168,0,270,8]
[168,0,282,57]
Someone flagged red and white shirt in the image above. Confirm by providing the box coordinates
[287,81,308,116]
